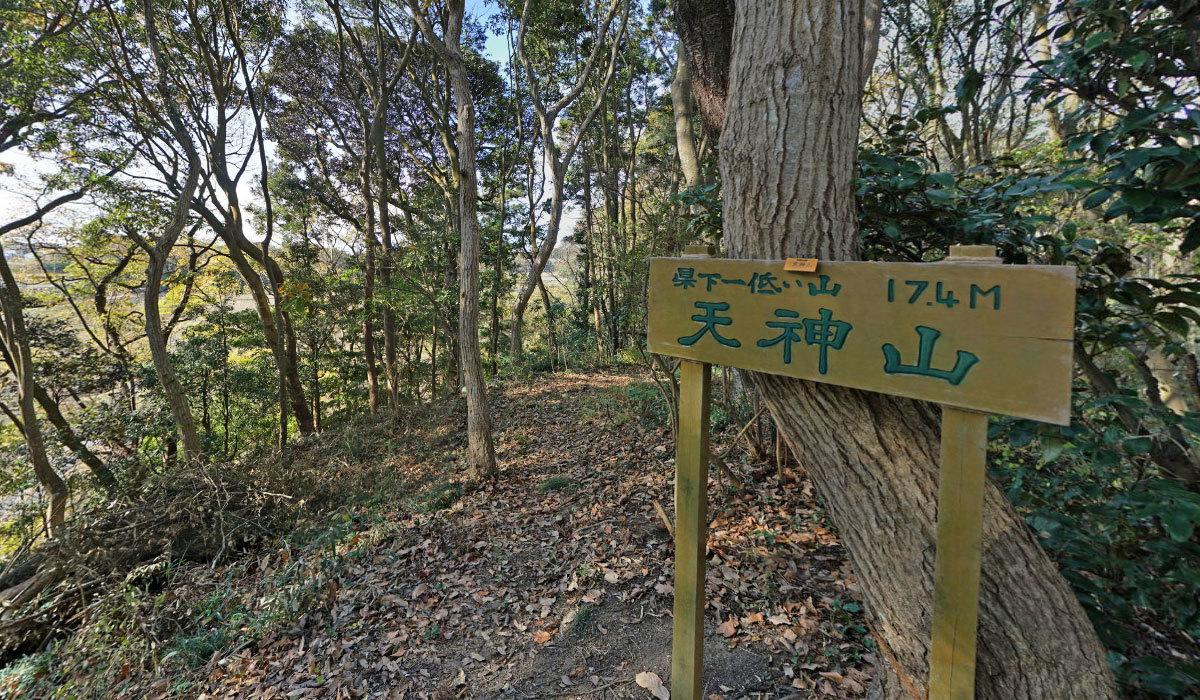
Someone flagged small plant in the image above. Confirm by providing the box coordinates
[538,475,570,492]
[625,381,670,428]
[421,481,462,511]
[169,628,230,669]
[569,605,595,635]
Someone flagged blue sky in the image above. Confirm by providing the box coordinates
[464,0,511,62]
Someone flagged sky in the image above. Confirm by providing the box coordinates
[465,0,511,62]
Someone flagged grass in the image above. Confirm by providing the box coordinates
[0,405,450,700]
[169,628,231,669]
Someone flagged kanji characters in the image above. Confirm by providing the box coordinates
[807,274,842,297]
[882,326,979,385]
[672,267,696,289]
[678,301,741,348]
[756,309,804,363]
[757,307,852,374]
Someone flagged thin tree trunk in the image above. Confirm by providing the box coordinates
[373,12,400,409]
[671,53,702,190]
[509,173,564,360]
[142,174,204,463]
[714,2,1118,698]
[360,162,382,412]
[490,166,507,373]
[406,0,498,479]
[220,235,313,436]
[33,383,117,490]
[508,0,628,363]
[0,338,117,489]
[0,250,68,534]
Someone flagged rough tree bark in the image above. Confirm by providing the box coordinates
[406,0,498,479]
[671,0,734,140]
[685,1,1120,697]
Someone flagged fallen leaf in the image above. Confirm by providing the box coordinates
[533,630,552,644]
[715,618,738,637]
[635,671,670,699]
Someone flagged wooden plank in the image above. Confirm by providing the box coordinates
[928,406,988,700]
[647,256,1076,424]
[672,359,711,700]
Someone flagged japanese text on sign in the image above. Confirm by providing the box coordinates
[647,257,1076,424]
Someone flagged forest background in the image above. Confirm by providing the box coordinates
[1,0,1198,696]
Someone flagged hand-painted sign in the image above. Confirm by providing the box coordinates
[647,256,1076,424]
[655,247,1078,700]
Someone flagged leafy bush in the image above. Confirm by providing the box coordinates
[859,113,1200,696]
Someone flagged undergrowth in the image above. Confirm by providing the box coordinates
[0,400,465,699]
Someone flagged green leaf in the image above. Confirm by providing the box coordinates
[1123,437,1153,455]
[1083,31,1117,54]
[1082,188,1113,210]
[1160,510,1196,543]
[955,69,984,105]
[1119,188,1157,211]
[926,188,954,205]
[1040,438,1066,462]
[928,172,955,188]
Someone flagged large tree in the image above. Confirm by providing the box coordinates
[675,1,1119,697]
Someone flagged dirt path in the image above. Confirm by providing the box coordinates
[133,370,875,699]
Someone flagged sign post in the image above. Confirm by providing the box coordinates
[930,405,988,700]
[671,358,710,699]
[650,245,1076,700]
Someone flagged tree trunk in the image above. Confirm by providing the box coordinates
[0,250,68,535]
[449,42,498,480]
[220,236,314,436]
[409,0,498,479]
[672,50,702,190]
[490,165,508,373]
[360,160,382,412]
[509,171,564,361]
[374,65,401,409]
[672,0,734,140]
[716,2,1118,698]
[33,383,117,490]
[142,167,204,464]
[0,333,118,490]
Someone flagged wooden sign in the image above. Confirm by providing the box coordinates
[648,254,1076,424]
[653,246,1077,700]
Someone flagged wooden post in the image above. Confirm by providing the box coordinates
[929,406,988,700]
[929,245,997,700]
[672,359,711,700]
[672,244,715,700]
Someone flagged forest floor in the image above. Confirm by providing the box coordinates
[2,368,876,699]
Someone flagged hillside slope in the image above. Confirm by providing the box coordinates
[2,369,874,699]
